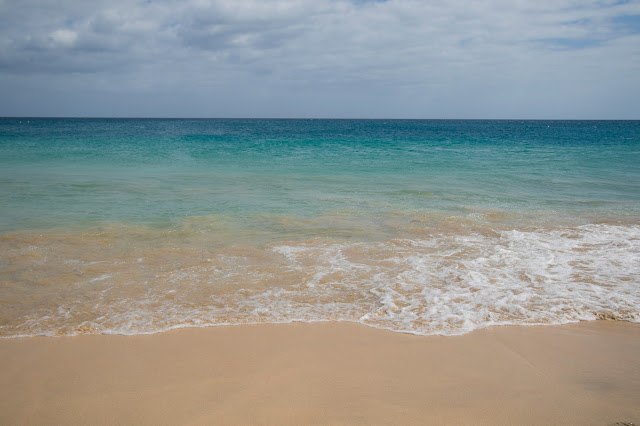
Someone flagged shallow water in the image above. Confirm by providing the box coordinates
[1,119,639,336]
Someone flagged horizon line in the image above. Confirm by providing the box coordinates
[2,117,639,121]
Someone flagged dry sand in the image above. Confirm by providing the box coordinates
[0,321,638,425]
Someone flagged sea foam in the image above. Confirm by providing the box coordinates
[2,223,637,337]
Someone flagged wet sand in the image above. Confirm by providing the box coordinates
[0,321,638,425]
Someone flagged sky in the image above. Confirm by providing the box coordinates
[0,0,639,119]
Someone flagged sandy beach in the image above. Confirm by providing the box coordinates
[0,321,638,425]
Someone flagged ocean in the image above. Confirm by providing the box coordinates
[1,118,639,337]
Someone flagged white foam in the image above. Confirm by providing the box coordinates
[89,274,112,283]
[2,224,638,338]
[271,224,640,335]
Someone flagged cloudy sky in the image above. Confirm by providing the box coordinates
[1,0,639,118]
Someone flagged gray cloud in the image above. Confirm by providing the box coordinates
[0,0,639,118]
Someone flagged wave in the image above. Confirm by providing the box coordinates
[1,222,638,338]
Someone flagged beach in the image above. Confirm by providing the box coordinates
[1,119,639,424]
[1,320,638,425]
[2,0,640,420]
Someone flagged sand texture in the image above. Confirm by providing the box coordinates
[0,321,639,425]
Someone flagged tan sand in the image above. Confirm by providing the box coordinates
[0,321,638,425]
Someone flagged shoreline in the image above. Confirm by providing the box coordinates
[1,321,638,425]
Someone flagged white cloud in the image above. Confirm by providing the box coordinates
[0,0,638,117]
[49,29,77,46]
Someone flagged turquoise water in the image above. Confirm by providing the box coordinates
[1,119,639,337]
